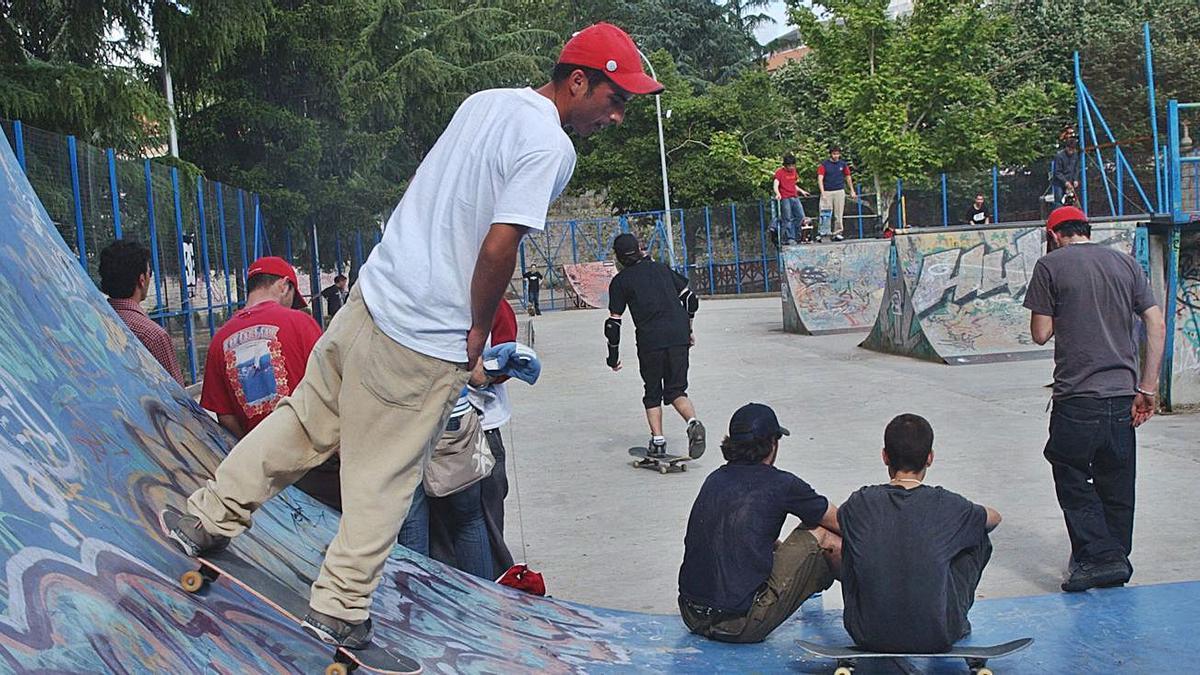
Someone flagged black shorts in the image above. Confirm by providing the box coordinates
[638,345,690,408]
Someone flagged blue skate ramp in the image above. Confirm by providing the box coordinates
[0,131,1195,673]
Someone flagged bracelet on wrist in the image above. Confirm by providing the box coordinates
[1135,387,1157,397]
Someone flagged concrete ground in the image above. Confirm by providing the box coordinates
[503,296,1200,614]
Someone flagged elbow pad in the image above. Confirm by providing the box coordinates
[679,288,699,317]
[604,317,622,346]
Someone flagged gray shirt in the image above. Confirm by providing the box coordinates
[1023,242,1156,399]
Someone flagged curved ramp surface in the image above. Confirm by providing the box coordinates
[861,224,1135,364]
[780,240,891,335]
[562,261,617,309]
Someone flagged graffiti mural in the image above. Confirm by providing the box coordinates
[862,224,1136,364]
[561,261,617,310]
[780,240,891,335]
[1170,231,1200,408]
[0,134,869,673]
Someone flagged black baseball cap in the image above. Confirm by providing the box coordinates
[728,403,790,443]
[613,233,640,256]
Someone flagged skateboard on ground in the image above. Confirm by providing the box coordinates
[160,506,420,675]
[628,446,692,474]
[797,637,1032,675]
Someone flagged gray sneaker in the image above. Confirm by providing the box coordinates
[302,609,374,649]
[166,512,230,557]
[687,419,706,459]
[647,439,668,458]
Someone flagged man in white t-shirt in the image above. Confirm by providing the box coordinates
[167,22,664,648]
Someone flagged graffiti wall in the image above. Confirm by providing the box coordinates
[780,240,891,335]
[562,261,617,309]
[1170,231,1200,408]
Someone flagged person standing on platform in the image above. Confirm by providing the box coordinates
[773,153,811,245]
[817,146,857,242]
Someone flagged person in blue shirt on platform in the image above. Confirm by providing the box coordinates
[677,403,841,643]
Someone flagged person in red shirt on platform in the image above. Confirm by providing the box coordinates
[773,154,811,245]
[200,256,338,507]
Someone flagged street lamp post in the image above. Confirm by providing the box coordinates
[637,50,677,268]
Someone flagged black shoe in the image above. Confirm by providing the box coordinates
[647,440,668,458]
[302,610,374,649]
[686,420,706,459]
[1061,559,1132,592]
[166,513,231,557]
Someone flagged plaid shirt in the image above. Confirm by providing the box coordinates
[108,297,186,386]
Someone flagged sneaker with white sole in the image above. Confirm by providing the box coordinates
[687,419,707,459]
[302,609,374,649]
[165,512,231,557]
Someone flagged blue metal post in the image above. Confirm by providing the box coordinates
[335,234,344,275]
[704,206,715,295]
[1074,52,1088,214]
[355,231,365,278]
[252,194,262,258]
[1116,160,1124,216]
[678,210,688,273]
[731,204,742,294]
[857,194,864,238]
[1167,100,1182,221]
[237,190,249,297]
[941,173,948,226]
[67,136,86,269]
[106,148,123,239]
[989,167,999,223]
[195,177,215,337]
[215,183,232,311]
[12,120,25,170]
[896,179,904,229]
[170,168,197,382]
[1162,225,1180,405]
[143,160,164,315]
[285,229,294,264]
[758,201,769,292]
[309,220,324,328]
[1144,23,1162,213]
[569,221,579,264]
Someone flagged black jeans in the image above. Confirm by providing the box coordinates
[1043,396,1136,565]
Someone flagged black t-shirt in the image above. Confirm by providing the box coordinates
[523,270,543,293]
[965,205,989,225]
[320,285,346,315]
[678,463,829,614]
[608,259,692,351]
[839,485,987,653]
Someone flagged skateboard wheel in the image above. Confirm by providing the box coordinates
[974,669,992,675]
[659,466,668,475]
[680,463,688,472]
[834,667,853,675]
[324,663,350,675]
[180,570,206,593]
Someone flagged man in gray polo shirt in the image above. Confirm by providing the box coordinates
[1023,205,1165,593]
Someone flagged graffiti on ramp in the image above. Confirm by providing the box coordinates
[780,240,891,335]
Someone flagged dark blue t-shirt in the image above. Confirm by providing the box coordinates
[819,159,850,191]
[839,485,987,652]
[678,463,829,613]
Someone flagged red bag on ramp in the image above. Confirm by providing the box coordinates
[497,564,546,596]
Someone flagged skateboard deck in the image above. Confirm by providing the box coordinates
[797,637,1032,675]
[628,446,691,474]
[160,506,420,675]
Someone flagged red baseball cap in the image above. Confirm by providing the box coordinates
[1046,205,1088,233]
[247,256,307,308]
[558,23,664,96]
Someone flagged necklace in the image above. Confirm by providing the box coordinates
[890,477,923,486]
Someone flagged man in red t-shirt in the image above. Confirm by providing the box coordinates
[773,153,811,245]
[200,256,337,507]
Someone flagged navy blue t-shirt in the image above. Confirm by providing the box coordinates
[678,463,829,613]
[819,159,850,191]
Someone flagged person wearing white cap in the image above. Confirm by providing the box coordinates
[166,23,664,649]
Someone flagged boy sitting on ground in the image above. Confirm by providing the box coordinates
[677,403,841,643]
[839,413,1002,653]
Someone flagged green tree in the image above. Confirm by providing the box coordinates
[785,0,1068,224]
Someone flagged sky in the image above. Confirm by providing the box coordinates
[756,1,795,44]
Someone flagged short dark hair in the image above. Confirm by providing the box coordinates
[98,239,151,299]
[829,145,842,153]
[552,63,611,90]
[1054,220,1091,238]
[783,153,796,166]
[247,272,285,294]
[720,434,777,465]
[883,413,934,474]
[334,274,347,283]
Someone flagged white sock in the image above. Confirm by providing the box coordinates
[687,417,698,426]
[651,436,666,445]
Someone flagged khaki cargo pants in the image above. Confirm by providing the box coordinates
[679,527,834,643]
[187,285,467,622]
[819,189,846,236]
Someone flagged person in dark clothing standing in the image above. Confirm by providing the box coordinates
[605,233,706,459]
[964,193,992,226]
[1024,205,1166,592]
[320,274,349,320]
[678,403,841,643]
[838,413,1001,654]
[522,265,544,315]
[1051,137,1082,206]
